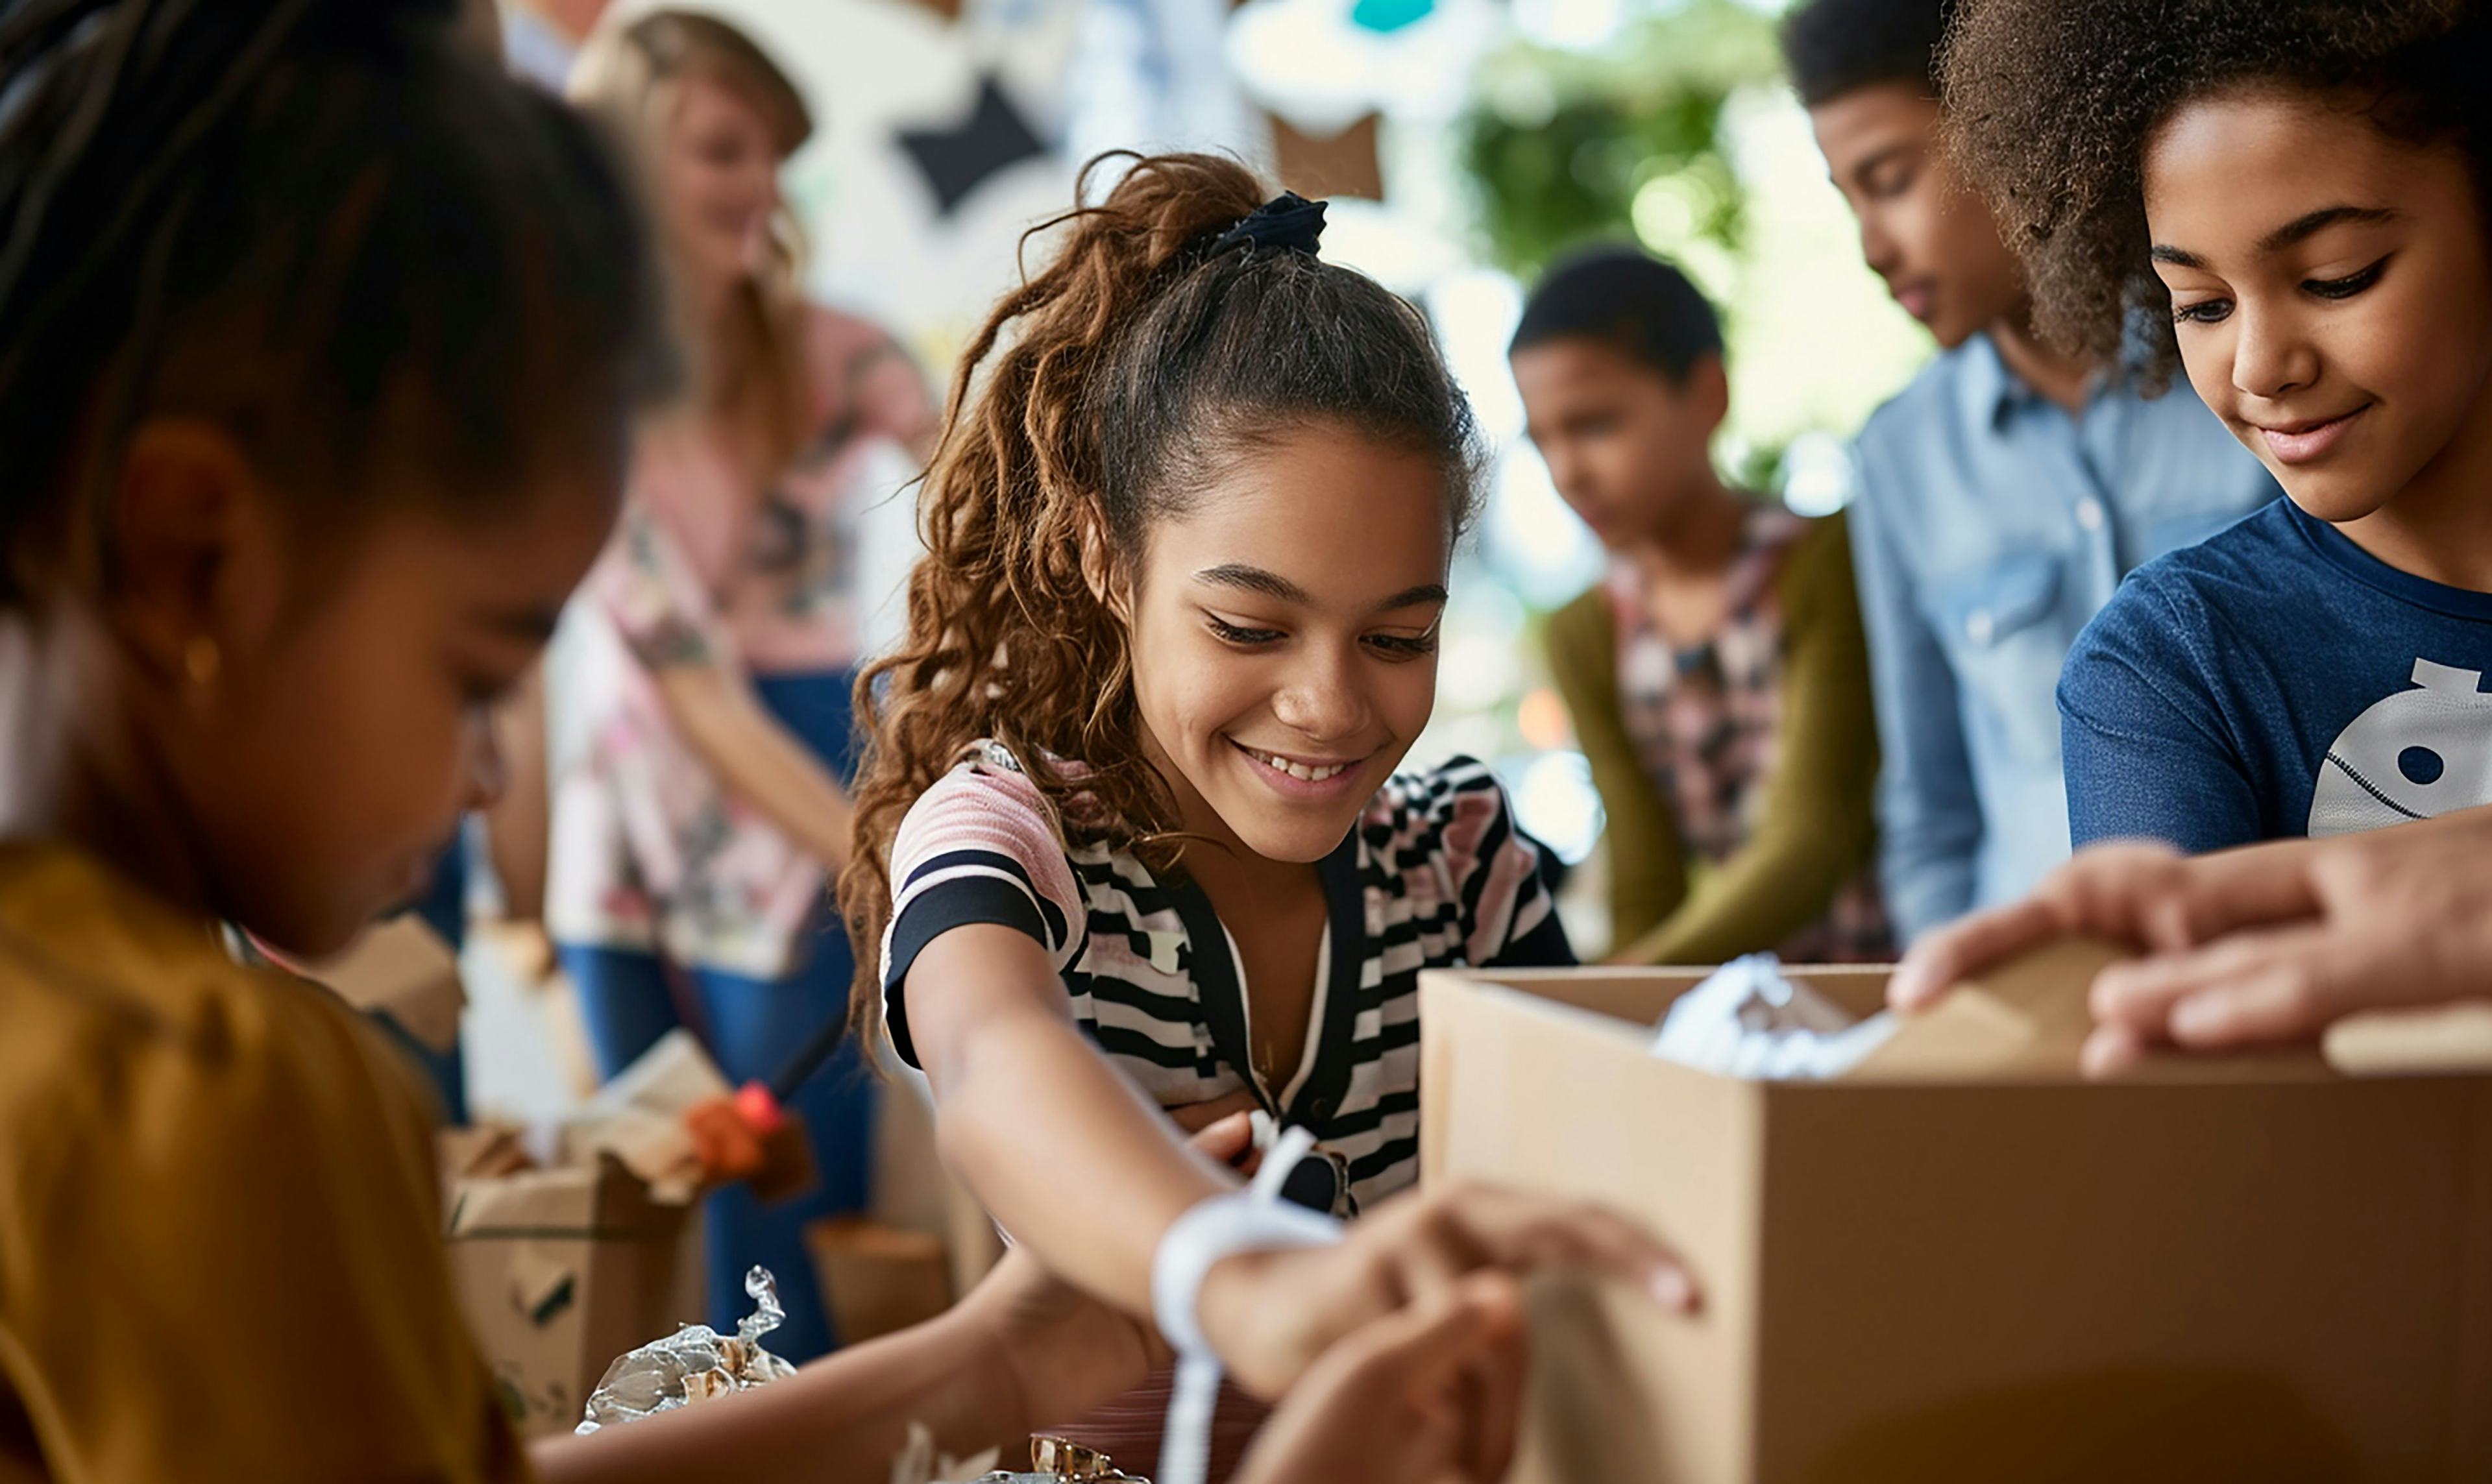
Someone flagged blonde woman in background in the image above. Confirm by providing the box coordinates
[551,10,939,1361]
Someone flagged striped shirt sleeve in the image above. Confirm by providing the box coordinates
[879,754,1088,1067]
[1428,758,1575,969]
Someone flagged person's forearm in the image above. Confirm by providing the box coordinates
[927,1004,1234,1314]
[655,663,853,869]
[530,1300,1027,1484]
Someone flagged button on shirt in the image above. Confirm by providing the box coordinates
[1847,333,2280,941]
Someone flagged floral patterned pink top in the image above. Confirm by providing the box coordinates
[547,305,937,979]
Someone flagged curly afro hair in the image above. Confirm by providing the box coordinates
[1781,0,1957,108]
[1940,0,2492,387]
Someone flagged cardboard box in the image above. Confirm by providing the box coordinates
[443,1149,698,1438]
[302,914,464,1054]
[1419,943,2492,1481]
[805,1217,953,1346]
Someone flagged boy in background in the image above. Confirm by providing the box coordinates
[1781,0,2277,940]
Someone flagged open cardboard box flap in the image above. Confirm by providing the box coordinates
[1844,936,2339,1082]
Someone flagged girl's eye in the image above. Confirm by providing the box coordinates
[1363,631,1439,660]
[2305,256,2389,300]
[1205,615,1284,647]
[1868,165,1917,201]
[2172,297,2234,326]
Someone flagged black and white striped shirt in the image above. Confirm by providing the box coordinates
[878,743,1572,1211]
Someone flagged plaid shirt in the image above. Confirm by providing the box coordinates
[1609,505,1890,962]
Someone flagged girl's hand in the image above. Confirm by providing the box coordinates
[1888,841,2217,1013]
[961,1109,1262,1425]
[1885,807,2492,1075]
[2079,813,2492,1072]
[1167,1091,1264,1177]
[1195,1183,1695,1400]
[1233,1273,1526,1484]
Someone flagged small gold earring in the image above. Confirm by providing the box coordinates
[184,635,221,687]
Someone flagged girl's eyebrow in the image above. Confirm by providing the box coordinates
[1192,564,1447,615]
[2155,204,2404,270]
[1373,583,1450,614]
[1195,563,1308,603]
[2256,204,2400,254]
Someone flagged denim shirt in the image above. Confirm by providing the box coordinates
[1847,333,2280,942]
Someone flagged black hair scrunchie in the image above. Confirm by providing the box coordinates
[1208,191,1328,259]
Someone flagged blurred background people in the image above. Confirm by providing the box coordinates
[1779,0,2278,943]
[550,8,940,1361]
[1514,247,1885,964]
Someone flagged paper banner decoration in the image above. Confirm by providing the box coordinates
[895,71,1049,215]
[1269,110,1383,202]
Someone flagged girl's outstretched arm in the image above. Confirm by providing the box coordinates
[529,1117,1253,1483]
[905,923,1241,1311]
[529,1256,1106,1484]
[901,929,1697,1398]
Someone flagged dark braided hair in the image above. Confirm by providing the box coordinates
[0,0,676,608]
[1940,0,2492,383]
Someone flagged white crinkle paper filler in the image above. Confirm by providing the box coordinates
[1650,953,1900,1080]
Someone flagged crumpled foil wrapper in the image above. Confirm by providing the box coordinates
[887,1420,1000,1484]
[575,1266,800,1435]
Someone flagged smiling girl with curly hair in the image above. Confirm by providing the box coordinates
[1941,0,2492,851]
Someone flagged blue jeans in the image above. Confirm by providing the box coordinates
[558,670,872,1363]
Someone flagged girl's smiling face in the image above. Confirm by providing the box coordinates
[2145,87,2492,528]
[1119,423,1452,866]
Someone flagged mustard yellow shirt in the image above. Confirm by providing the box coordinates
[0,844,529,1483]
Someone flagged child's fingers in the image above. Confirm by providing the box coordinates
[1169,1089,1262,1134]
[1456,1296,1528,1480]
[1890,895,2074,1010]
[2144,837,2328,949]
[2090,923,2342,1037]
[1184,1108,1256,1167]
[1321,1272,1519,1402]
[2081,1021,2149,1078]
[2160,927,2439,1048]
[1393,1186,1700,1313]
[1890,842,2192,1011]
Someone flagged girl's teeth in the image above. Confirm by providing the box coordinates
[1251,748,1345,783]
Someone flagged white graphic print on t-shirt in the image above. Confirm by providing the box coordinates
[2309,657,2492,837]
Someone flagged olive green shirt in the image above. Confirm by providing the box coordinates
[1546,512,1881,964]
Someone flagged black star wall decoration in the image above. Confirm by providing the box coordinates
[895,72,1049,216]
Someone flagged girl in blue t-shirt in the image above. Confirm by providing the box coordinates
[1936,0,2492,855]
